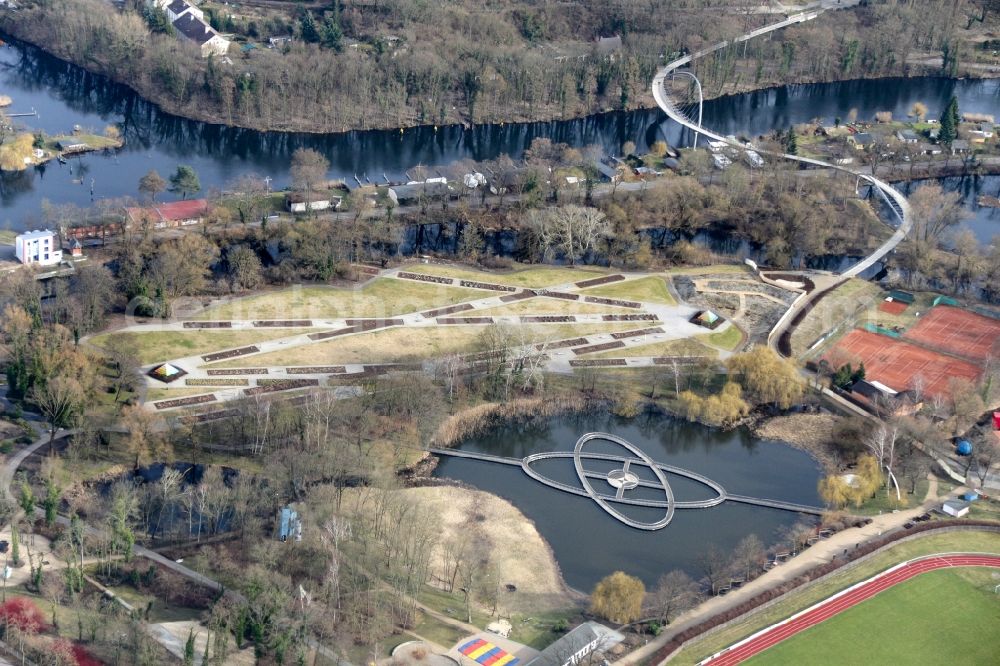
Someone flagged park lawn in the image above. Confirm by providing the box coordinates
[145,386,220,402]
[747,568,1000,666]
[672,530,1000,665]
[578,276,675,305]
[46,133,123,151]
[405,263,609,287]
[193,278,481,320]
[477,298,627,316]
[589,337,716,359]
[0,229,16,244]
[90,329,308,364]
[207,323,635,367]
[703,324,742,350]
[791,278,882,358]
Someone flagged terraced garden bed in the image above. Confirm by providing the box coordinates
[308,328,359,341]
[252,320,314,327]
[499,290,537,302]
[436,317,494,324]
[574,274,625,288]
[458,280,517,292]
[584,296,641,308]
[422,303,475,317]
[184,378,249,387]
[202,345,261,362]
[286,366,347,374]
[206,368,268,375]
[570,358,628,367]
[520,315,576,323]
[397,271,454,284]
[541,291,580,301]
[611,327,664,339]
[572,341,626,355]
[603,314,658,321]
[183,321,232,329]
[244,379,320,395]
[153,394,217,410]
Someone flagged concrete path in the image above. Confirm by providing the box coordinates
[614,475,964,666]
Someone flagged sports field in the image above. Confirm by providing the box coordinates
[823,329,981,397]
[902,305,1000,362]
[747,566,1000,665]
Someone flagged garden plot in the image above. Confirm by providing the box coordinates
[192,278,482,320]
[403,263,609,288]
[576,276,676,305]
[90,329,317,365]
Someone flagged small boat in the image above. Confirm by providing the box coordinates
[56,155,67,165]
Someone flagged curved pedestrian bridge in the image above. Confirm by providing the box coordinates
[428,432,825,531]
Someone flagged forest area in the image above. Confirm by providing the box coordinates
[1,0,997,132]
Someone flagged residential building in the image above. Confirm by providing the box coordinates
[171,12,230,57]
[162,0,203,22]
[951,139,970,155]
[848,133,874,150]
[15,229,62,266]
[895,129,919,144]
[387,182,454,205]
[125,199,210,229]
[285,192,342,213]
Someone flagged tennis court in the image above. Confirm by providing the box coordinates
[824,329,981,397]
[902,306,1000,362]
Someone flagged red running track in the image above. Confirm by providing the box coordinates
[702,554,1000,665]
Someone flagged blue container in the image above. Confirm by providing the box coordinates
[956,440,973,456]
[963,492,979,502]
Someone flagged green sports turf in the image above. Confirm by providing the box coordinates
[748,568,1000,665]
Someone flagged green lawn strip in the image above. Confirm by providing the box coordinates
[701,324,742,351]
[477,298,627,316]
[90,329,310,364]
[577,276,676,305]
[670,530,1000,665]
[404,263,609,288]
[206,323,637,368]
[588,337,716,359]
[194,278,481,320]
[747,568,1000,665]
[665,264,750,276]
[508,608,581,650]
[852,477,929,515]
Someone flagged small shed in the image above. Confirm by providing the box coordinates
[886,289,915,305]
[278,506,302,542]
[692,310,722,329]
[942,499,970,517]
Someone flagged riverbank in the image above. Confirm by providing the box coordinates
[752,413,840,474]
[1,17,995,136]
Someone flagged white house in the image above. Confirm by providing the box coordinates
[172,12,230,57]
[15,229,62,266]
[285,192,342,213]
[942,499,970,517]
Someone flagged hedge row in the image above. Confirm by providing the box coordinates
[184,378,249,387]
[574,274,625,288]
[459,280,516,292]
[397,271,453,284]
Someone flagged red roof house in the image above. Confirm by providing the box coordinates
[126,199,209,229]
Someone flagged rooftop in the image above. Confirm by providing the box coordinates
[526,622,623,666]
[17,229,56,240]
[172,13,219,45]
[126,199,210,223]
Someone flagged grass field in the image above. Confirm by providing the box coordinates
[672,530,1000,665]
[207,323,634,367]
[704,324,742,350]
[578,276,676,304]
[590,337,716,359]
[477,298,625,316]
[748,568,1000,665]
[91,329,308,364]
[193,278,481,320]
[666,264,750,276]
[789,279,881,357]
[405,263,608,287]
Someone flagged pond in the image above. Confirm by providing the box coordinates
[898,174,1000,245]
[433,412,823,591]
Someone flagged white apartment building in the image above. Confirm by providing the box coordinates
[15,229,63,266]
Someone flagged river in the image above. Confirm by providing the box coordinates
[2,35,1000,239]
[433,412,823,591]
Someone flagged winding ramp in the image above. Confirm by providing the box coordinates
[650,2,912,352]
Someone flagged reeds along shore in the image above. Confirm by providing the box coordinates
[432,395,595,448]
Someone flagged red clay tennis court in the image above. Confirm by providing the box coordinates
[902,305,1000,362]
[824,329,981,397]
[877,300,908,316]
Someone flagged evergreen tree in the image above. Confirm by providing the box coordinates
[169,165,202,199]
[322,16,343,51]
[43,479,60,527]
[939,96,959,144]
[183,629,196,666]
[785,127,798,155]
[10,524,19,567]
[300,11,321,43]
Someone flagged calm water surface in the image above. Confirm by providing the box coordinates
[434,413,822,591]
[3,35,1000,232]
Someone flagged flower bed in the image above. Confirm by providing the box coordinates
[436,317,494,324]
[244,379,319,395]
[365,362,424,374]
[541,291,580,301]
[458,280,516,292]
[184,378,249,387]
[584,296,641,308]
[539,337,589,350]
[574,274,625,288]
[206,368,269,375]
[344,319,404,330]
[520,315,576,323]
[569,358,628,367]
[610,327,664,339]
[153,394,217,410]
[308,327,359,340]
[653,356,709,364]
[285,366,346,374]
[201,345,261,362]
[602,314,658,321]
[422,303,475,317]
[252,320,314,327]
[572,341,626,355]
[182,321,232,329]
[398,271,453,284]
[499,290,536,302]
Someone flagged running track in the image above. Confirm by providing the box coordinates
[700,554,1000,665]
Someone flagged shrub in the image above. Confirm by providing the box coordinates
[0,597,47,634]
